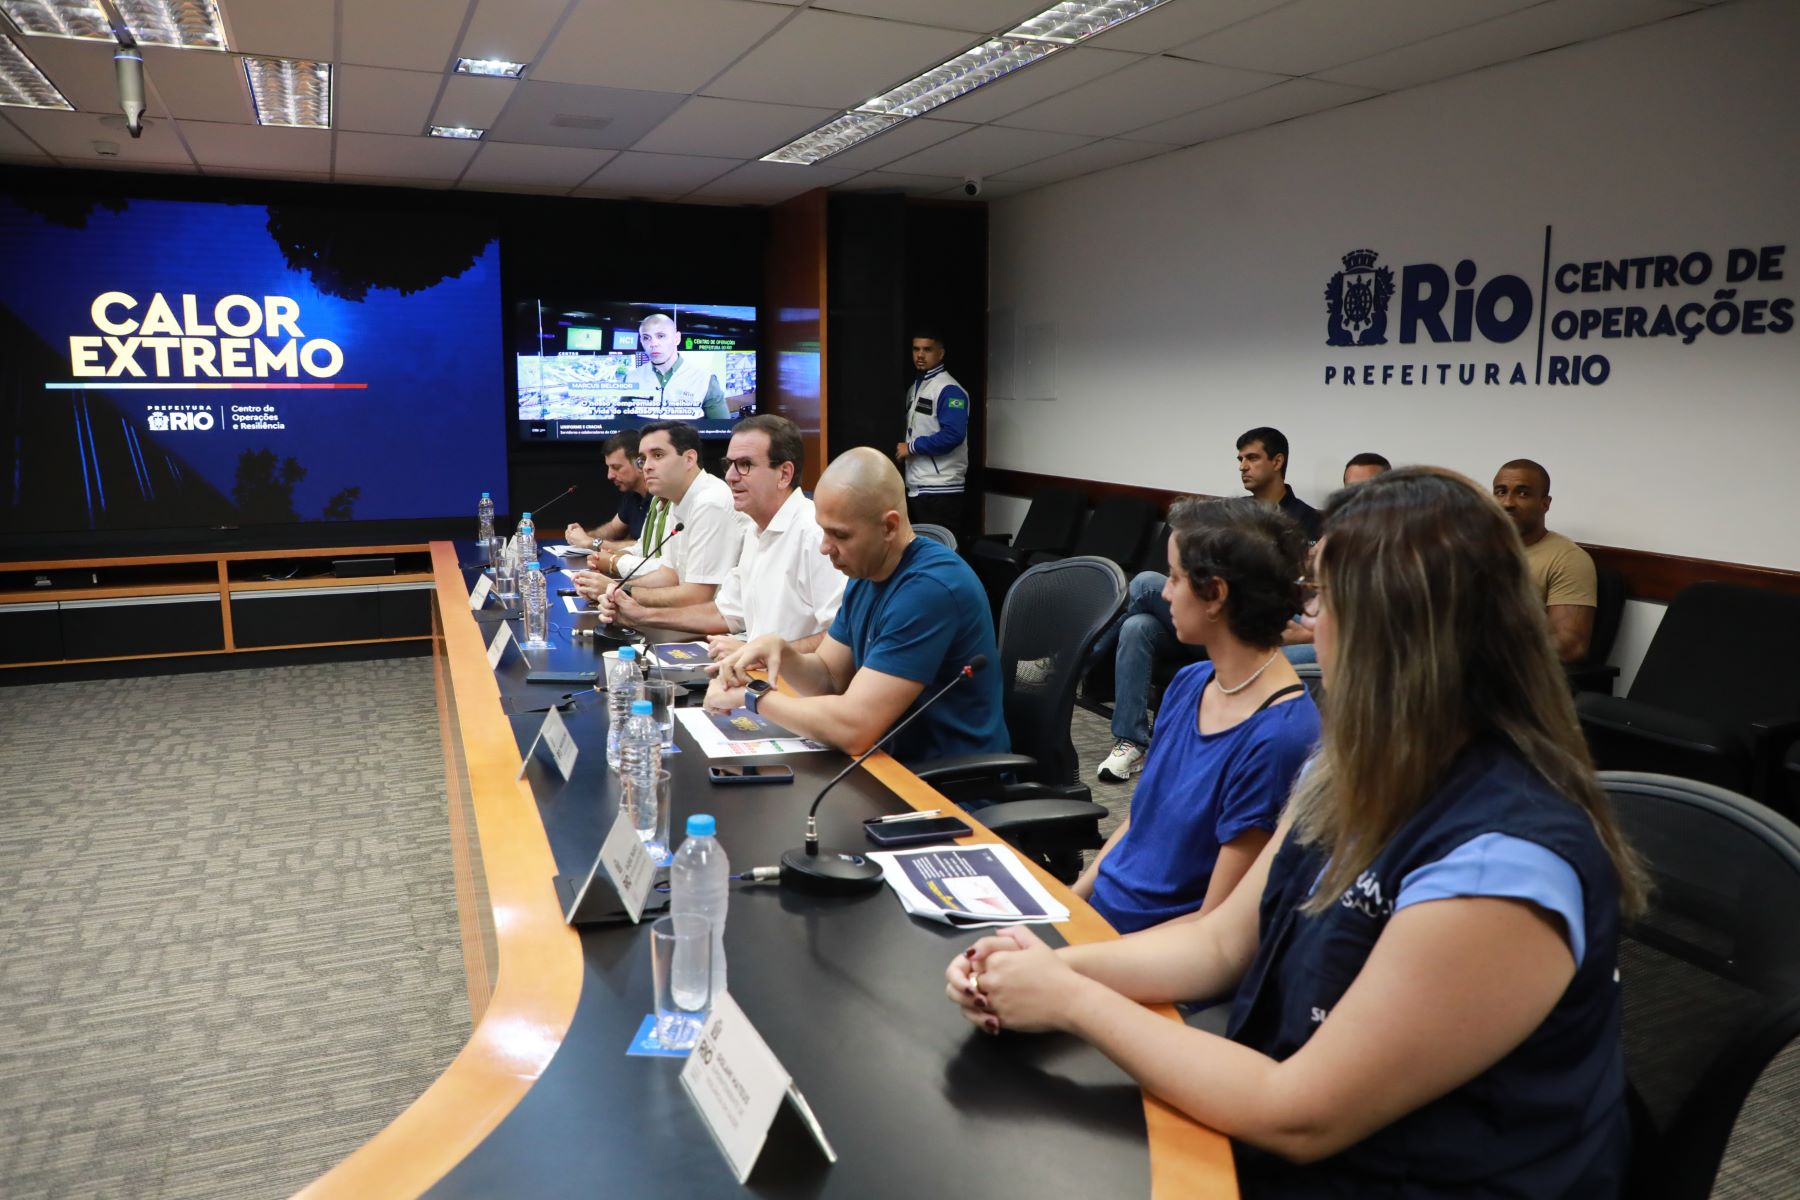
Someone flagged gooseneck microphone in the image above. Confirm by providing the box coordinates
[593,523,684,641]
[777,654,989,895]
[525,484,578,521]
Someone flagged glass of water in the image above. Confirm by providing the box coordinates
[650,914,711,1049]
[638,679,678,748]
[494,543,519,602]
[624,768,672,866]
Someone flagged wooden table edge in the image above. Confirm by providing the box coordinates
[291,543,584,1199]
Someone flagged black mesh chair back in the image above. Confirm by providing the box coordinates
[1067,495,1159,571]
[1628,583,1800,735]
[997,556,1128,787]
[1008,488,1089,558]
[913,523,957,551]
[1586,562,1626,667]
[1600,771,1800,1200]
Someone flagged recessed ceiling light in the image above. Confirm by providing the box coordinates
[428,124,484,140]
[455,57,526,78]
[0,0,228,50]
[762,111,902,166]
[0,32,72,108]
[856,39,1055,120]
[243,55,331,128]
[1006,0,1174,45]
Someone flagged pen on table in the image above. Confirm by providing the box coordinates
[871,809,942,825]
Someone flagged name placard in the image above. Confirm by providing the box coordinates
[469,573,493,610]
[680,993,837,1184]
[517,704,579,781]
[486,619,514,669]
[596,809,657,923]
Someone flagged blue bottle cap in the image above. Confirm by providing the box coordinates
[526,562,541,572]
[686,814,715,837]
[481,491,490,498]
[521,511,532,519]
[618,645,637,660]
[631,699,653,715]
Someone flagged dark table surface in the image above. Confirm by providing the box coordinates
[426,547,1152,1197]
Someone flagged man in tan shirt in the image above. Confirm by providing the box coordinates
[1493,458,1597,662]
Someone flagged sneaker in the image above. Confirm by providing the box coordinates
[1097,741,1145,783]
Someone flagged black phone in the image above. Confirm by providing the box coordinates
[707,764,796,785]
[863,815,973,848]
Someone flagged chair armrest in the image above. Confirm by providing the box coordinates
[978,798,1108,850]
[1749,716,1800,799]
[911,752,1039,785]
[1565,662,1621,694]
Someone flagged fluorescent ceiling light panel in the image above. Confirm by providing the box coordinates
[0,0,228,49]
[856,38,1055,119]
[0,32,72,107]
[762,111,901,165]
[243,55,330,128]
[455,57,526,78]
[1006,0,1174,44]
[429,124,484,140]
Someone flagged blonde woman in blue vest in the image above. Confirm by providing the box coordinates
[946,466,1648,1199]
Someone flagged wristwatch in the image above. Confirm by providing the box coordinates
[744,678,772,714]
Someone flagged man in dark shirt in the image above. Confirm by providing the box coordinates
[1236,426,1321,539]
[564,429,651,552]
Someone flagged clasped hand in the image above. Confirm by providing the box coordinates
[702,633,782,714]
[943,925,1081,1036]
[572,572,644,625]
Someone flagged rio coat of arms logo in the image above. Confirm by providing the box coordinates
[1326,248,1395,346]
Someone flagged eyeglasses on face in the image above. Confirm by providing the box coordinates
[722,456,767,477]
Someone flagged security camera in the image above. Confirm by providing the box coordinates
[113,46,145,139]
[961,177,983,198]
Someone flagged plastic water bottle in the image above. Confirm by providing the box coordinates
[671,814,729,1003]
[620,698,664,848]
[477,491,495,544]
[605,645,641,770]
[515,510,537,566]
[521,563,548,648]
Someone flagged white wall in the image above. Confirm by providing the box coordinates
[986,0,1800,583]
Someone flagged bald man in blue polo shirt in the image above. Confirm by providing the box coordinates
[706,447,1005,767]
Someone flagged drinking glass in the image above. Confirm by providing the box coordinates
[650,914,711,1049]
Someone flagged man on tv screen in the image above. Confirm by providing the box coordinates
[628,313,728,421]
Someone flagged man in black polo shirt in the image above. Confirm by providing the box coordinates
[564,429,652,554]
[1236,426,1321,539]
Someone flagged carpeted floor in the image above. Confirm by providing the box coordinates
[0,659,468,1200]
[1070,703,1798,1199]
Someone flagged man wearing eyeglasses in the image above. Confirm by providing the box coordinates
[574,421,745,612]
[595,415,845,652]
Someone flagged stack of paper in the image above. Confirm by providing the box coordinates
[867,845,1070,927]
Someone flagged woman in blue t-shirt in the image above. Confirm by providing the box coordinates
[945,468,1650,1199]
[1075,497,1319,933]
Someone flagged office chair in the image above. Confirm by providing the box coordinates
[913,556,1126,881]
[1135,520,1171,575]
[969,488,1089,619]
[1577,582,1800,815]
[1026,494,1159,574]
[1567,562,1626,694]
[1600,772,1800,1200]
[912,523,957,551]
[1788,742,1800,814]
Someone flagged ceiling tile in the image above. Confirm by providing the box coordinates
[335,66,443,136]
[991,136,1169,183]
[487,81,689,150]
[1315,0,1697,92]
[576,150,741,198]
[5,108,191,165]
[812,117,972,171]
[809,0,1044,34]
[832,169,962,195]
[635,96,837,158]
[179,119,331,172]
[881,124,1090,177]
[21,35,168,117]
[459,0,570,65]
[432,74,517,131]
[0,114,47,156]
[333,131,480,181]
[703,10,976,109]
[140,46,252,123]
[1126,77,1376,144]
[927,46,1142,125]
[687,159,858,204]
[533,0,790,92]
[998,54,1285,139]
[1168,0,1542,77]
[220,0,334,60]
[1087,0,1292,52]
[459,141,616,188]
[342,0,468,72]
[927,177,1034,200]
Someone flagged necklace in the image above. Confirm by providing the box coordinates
[1215,650,1281,696]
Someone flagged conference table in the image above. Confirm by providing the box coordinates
[294,542,1237,1199]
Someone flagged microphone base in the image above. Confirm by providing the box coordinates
[779,846,884,895]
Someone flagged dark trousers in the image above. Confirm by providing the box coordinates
[907,492,966,545]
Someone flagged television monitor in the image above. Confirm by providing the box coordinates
[0,189,506,545]
[515,299,757,441]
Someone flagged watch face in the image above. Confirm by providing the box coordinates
[747,680,771,695]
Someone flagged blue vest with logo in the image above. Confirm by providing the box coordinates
[1226,738,1630,1199]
